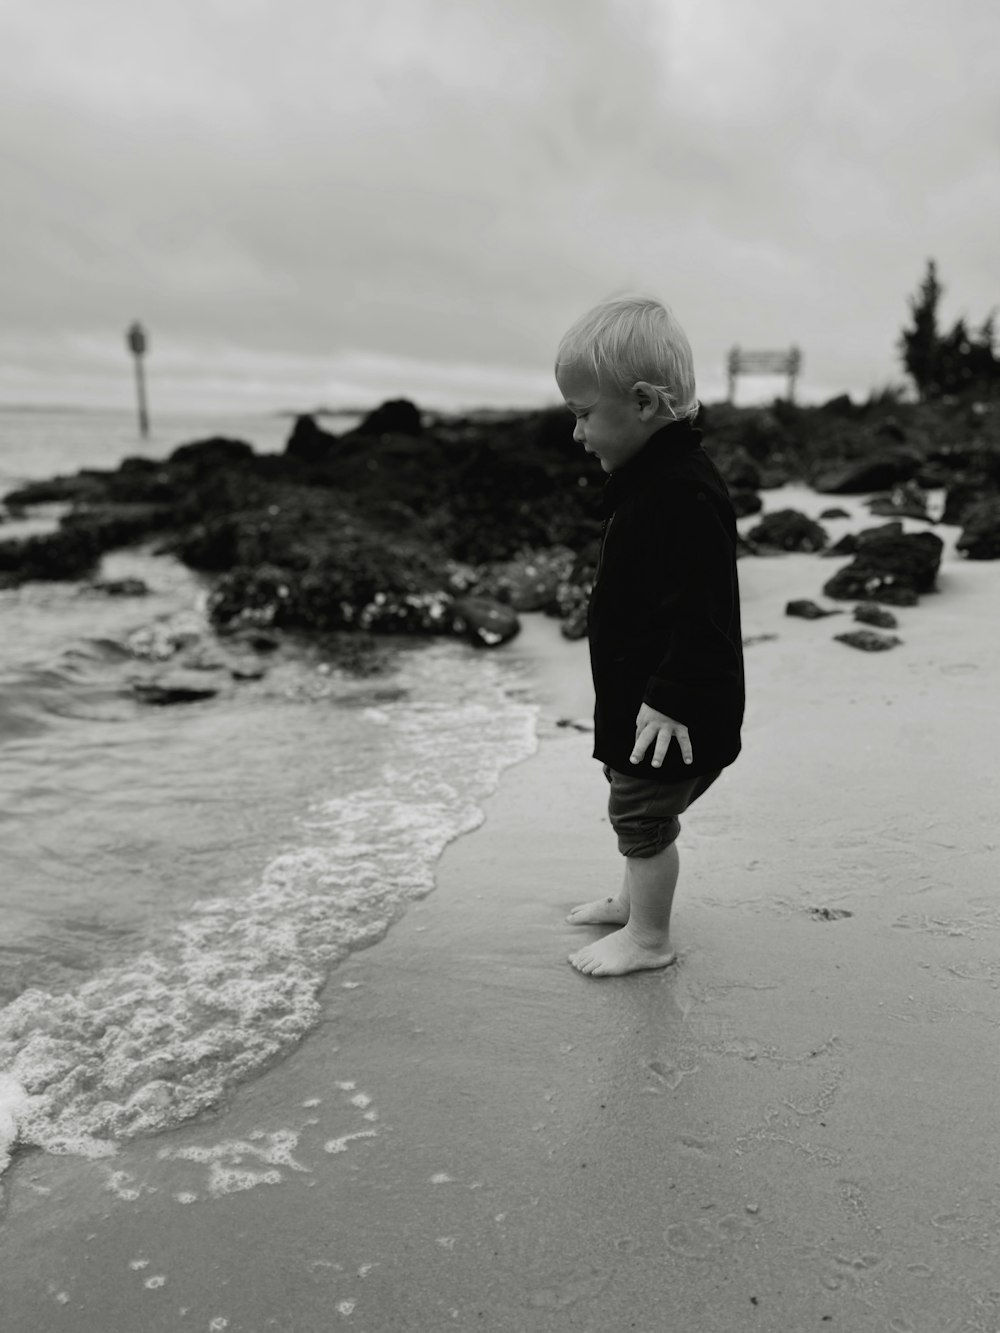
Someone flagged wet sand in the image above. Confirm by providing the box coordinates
[1,490,999,1331]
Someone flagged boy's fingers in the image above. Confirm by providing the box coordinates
[630,723,652,763]
[678,725,693,764]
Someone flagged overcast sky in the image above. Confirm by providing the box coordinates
[1,0,997,414]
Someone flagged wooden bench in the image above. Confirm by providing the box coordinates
[726,346,802,403]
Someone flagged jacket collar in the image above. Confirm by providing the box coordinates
[598,419,703,517]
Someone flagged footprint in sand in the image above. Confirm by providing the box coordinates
[527,1266,612,1309]
[665,1213,755,1260]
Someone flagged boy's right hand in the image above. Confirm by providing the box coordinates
[631,703,693,768]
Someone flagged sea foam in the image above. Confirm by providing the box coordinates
[0,650,536,1173]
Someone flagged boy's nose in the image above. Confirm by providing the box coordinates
[573,421,585,443]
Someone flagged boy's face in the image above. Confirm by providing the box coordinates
[556,363,660,473]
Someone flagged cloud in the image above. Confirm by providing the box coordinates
[1,0,997,409]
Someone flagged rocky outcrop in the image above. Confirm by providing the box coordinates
[284,415,339,464]
[354,398,423,437]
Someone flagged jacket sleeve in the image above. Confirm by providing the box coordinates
[642,484,741,723]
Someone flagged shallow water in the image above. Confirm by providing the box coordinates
[0,408,538,1174]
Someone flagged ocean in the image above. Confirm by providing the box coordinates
[0,406,538,1177]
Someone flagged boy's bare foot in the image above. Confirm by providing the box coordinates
[566,896,629,926]
[568,927,676,977]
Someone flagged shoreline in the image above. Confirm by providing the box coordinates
[2,506,1000,1329]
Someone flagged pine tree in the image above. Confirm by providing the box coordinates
[898,259,942,400]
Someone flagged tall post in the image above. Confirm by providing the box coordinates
[787,345,801,404]
[126,321,150,438]
[727,347,739,405]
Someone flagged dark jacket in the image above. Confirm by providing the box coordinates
[587,419,744,782]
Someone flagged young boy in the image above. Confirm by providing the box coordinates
[555,296,744,977]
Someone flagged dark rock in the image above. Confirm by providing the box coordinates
[875,416,907,443]
[132,676,220,705]
[823,531,943,603]
[819,507,851,519]
[785,599,841,620]
[225,629,282,653]
[0,528,106,583]
[834,629,902,651]
[713,447,761,492]
[956,498,1000,559]
[470,548,574,613]
[88,578,150,596]
[942,476,1000,526]
[729,490,763,518]
[826,520,905,557]
[853,603,899,629]
[168,437,256,473]
[560,604,589,641]
[756,463,796,489]
[285,415,339,464]
[747,509,829,552]
[0,504,161,584]
[821,393,857,417]
[865,481,930,520]
[447,596,520,647]
[812,451,923,494]
[3,472,108,507]
[355,398,423,437]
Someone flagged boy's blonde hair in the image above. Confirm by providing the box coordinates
[555,295,699,422]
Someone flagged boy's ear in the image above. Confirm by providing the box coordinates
[632,381,660,420]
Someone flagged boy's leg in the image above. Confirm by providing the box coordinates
[568,843,678,976]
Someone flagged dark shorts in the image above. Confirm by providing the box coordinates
[604,764,722,858]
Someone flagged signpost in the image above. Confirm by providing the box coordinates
[727,345,802,404]
[126,321,150,437]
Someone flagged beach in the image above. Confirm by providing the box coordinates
[1,490,999,1331]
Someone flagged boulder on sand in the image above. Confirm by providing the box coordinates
[812,451,923,495]
[826,520,904,557]
[785,599,842,620]
[729,490,763,518]
[834,629,902,652]
[823,531,943,604]
[747,509,829,553]
[853,603,899,629]
[866,481,931,521]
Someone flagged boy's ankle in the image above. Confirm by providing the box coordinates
[623,919,671,951]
